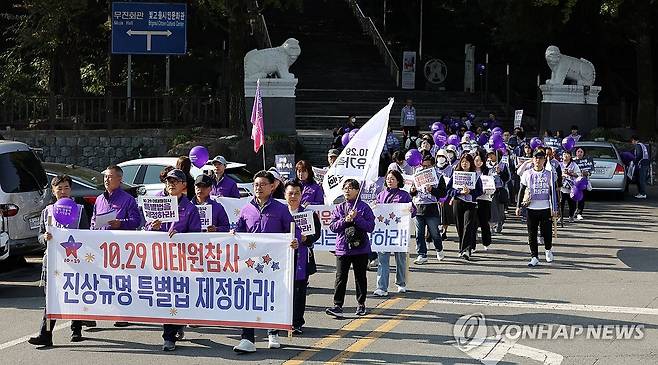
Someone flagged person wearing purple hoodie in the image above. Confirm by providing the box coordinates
[295,160,324,205]
[147,169,201,352]
[374,170,416,297]
[232,170,300,354]
[209,155,240,198]
[325,179,376,319]
[191,174,230,232]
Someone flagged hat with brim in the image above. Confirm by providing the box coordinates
[211,155,228,165]
[166,169,187,182]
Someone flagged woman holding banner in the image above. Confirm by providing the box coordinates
[29,175,89,347]
[559,150,581,222]
[447,154,483,260]
[326,179,375,318]
[486,149,511,235]
[436,149,455,240]
[573,147,590,220]
[474,153,494,251]
[374,170,416,296]
[296,160,324,205]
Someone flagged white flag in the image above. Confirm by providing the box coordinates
[322,99,394,204]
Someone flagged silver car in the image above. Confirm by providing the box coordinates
[574,141,627,195]
[0,141,50,258]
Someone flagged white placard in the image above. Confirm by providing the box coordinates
[514,109,523,128]
[196,205,213,230]
[481,175,496,191]
[292,211,315,236]
[413,168,439,189]
[452,171,477,189]
[139,196,179,223]
[93,210,117,228]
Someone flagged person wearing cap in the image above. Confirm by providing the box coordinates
[91,165,141,231]
[192,174,230,232]
[232,170,300,353]
[447,154,483,260]
[267,167,286,199]
[327,148,340,167]
[516,149,559,267]
[445,145,459,169]
[210,155,240,198]
[148,169,201,351]
[296,160,324,205]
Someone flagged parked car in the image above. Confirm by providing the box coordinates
[0,228,9,262]
[574,141,627,197]
[0,141,50,258]
[43,163,146,226]
[117,157,254,197]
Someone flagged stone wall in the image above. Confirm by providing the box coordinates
[3,129,182,171]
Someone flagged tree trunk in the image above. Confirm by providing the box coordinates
[226,1,250,135]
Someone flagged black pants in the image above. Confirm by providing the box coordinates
[560,191,576,218]
[241,328,278,343]
[527,208,553,258]
[39,310,82,337]
[293,280,308,329]
[576,192,585,214]
[333,253,369,307]
[453,199,477,254]
[162,324,183,342]
[475,200,492,247]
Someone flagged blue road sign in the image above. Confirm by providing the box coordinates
[111,2,187,55]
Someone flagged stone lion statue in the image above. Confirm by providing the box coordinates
[545,46,596,86]
[244,38,301,80]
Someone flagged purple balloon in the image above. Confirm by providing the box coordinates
[433,132,447,148]
[620,151,634,165]
[489,133,503,146]
[341,133,351,146]
[477,133,489,146]
[53,198,79,226]
[349,128,360,138]
[561,136,576,151]
[530,137,543,150]
[189,145,209,169]
[491,127,503,135]
[431,122,443,132]
[447,134,460,147]
[405,149,422,167]
[575,176,588,191]
[438,196,448,204]
[465,131,476,140]
[570,186,584,201]
[493,140,506,150]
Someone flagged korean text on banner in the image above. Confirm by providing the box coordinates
[306,203,411,253]
[139,196,179,223]
[323,99,394,204]
[575,158,595,174]
[196,205,213,230]
[481,175,496,191]
[452,171,477,189]
[514,110,523,128]
[413,168,439,188]
[292,211,315,236]
[46,227,294,330]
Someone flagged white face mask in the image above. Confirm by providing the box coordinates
[437,157,447,165]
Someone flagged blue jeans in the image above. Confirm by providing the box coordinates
[377,252,407,291]
[415,215,442,256]
[638,162,649,195]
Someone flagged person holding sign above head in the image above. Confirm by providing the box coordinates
[326,179,376,319]
[410,155,447,264]
[29,175,89,347]
[296,160,324,205]
[147,169,201,352]
[283,180,321,335]
[447,154,483,261]
[374,170,416,295]
[210,155,240,198]
[192,174,230,232]
[232,170,300,353]
[516,149,559,267]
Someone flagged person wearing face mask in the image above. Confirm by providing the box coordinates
[410,156,447,264]
[436,149,454,240]
[559,151,581,223]
[445,145,459,169]
[473,153,494,251]
[447,154,483,260]
[486,150,511,235]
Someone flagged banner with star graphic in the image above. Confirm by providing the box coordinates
[306,203,412,253]
[46,227,294,330]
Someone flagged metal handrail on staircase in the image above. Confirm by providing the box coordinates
[346,0,400,87]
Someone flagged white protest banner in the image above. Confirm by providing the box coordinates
[517,157,532,166]
[413,168,439,188]
[500,155,509,166]
[214,197,253,231]
[452,171,477,189]
[139,196,178,223]
[323,99,394,204]
[312,166,328,185]
[514,109,523,128]
[292,210,315,236]
[196,205,213,230]
[481,175,496,191]
[402,174,414,192]
[47,227,294,330]
[307,203,411,253]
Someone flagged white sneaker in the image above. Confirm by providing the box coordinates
[568,216,574,223]
[635,194,647,199]
[233,339,257,353]
[483,245,489,251]
[528,257,539,267]
[268,334,281,349]
[472,248,477,254]
[576,214,583,221]
[414,256,428,264]
[545,250,554,263]
[396,286,407,293]
[373,289,388,297]
[436,251,445,261]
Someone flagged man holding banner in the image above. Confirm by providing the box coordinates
[233,170,300,353]
[147,169,202,351]
[192,174,230,232]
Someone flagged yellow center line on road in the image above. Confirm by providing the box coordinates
[325,299,429,365]
[282,297,402,365]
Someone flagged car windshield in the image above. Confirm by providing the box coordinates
[226,167,253,183]
[44,164,136,190]
[0,151,48,193]
[580,146,618,160]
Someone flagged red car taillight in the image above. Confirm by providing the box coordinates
[614,164,625,175]
[83,196,97,205]
[0,204,19,217]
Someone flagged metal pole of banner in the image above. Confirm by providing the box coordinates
[288,221,295,338]
[45,215,52,331]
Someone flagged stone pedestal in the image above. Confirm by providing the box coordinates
[244,78,298,135]
[540,84,602,135]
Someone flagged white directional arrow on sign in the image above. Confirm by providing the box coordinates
[126,29,172,51]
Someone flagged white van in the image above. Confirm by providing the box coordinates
[0,141,50,259]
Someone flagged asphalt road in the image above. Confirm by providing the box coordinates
[1,190,657,365]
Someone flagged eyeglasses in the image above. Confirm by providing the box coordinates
[253,183,271,188]
[342,186,357,191]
